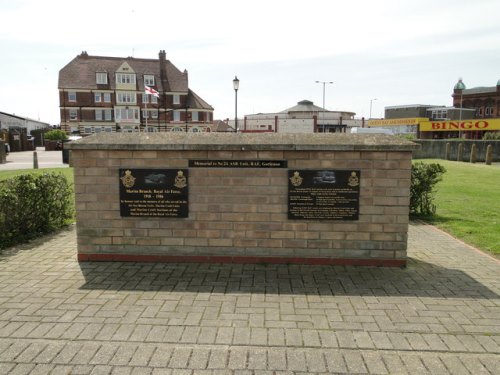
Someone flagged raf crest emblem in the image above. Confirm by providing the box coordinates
[348,171,359,187]
[120,170,136,188]
[289,171,303,187]
[174,170,187,189]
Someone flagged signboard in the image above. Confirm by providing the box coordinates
[189,160,287,168]
[288,170,360,220]
[419,119,500,132]
[368,117,428,127]
[119,169,188,217]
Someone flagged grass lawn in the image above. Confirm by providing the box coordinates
[0,168,74,183]
[416,159,500,256]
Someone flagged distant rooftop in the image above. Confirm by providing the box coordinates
[385,104,441,110]
[462,87,497,95]
[280,100,325,113]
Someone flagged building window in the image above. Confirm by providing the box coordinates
[151,111,158,119]
[173,94,180,105]
[96,73,108,84]
[103,93,111,102]
[117,92,136,104]
[431,109,447,120]
[116,108,139,121]
[144,75,155,86]
[142,109,149,118]
[84,127,92,134]
[116,73,136,84]
[143,93,158,104]
[68,91,76,102]
[173,111,180,122]
[192,111,198,121]
[95,92,101,102]
[69,109,77,120]
[96,109,112,121]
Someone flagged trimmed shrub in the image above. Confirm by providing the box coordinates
[44,129,68,141]
[0,172,73,249]
[410,162,446,217]
[482,132,500,140]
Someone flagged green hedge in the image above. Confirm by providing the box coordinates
[0,172,73,249]
[44,129,68,141]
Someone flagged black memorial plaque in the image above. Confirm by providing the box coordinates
[288,169,360,220]
[189,160,287,168]
[119,169,188,217]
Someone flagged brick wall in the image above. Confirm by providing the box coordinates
[69,133,417,266]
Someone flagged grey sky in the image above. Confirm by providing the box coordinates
[1,0,499,125]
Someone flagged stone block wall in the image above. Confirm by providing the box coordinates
[68,133,418,266]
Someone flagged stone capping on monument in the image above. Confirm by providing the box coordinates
[67,133,420,267]
[66,133,419,151]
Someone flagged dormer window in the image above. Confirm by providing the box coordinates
[144,75,155,86]
[96,72,108,84]
[116,73,136,84]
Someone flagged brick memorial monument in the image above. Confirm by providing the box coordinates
[67,133,419,267]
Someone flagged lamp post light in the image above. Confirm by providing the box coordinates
[455,78,466,139]
[233,76,239,133]
[369,98,377,119]
[315,81,333,133]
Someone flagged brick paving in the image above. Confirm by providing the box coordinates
[0,223,499,374]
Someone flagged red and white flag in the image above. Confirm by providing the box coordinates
[144,85,159,98]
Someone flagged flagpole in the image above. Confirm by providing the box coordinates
[145,94,148,132]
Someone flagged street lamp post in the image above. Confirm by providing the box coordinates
[455,78,466,139]
[369,98,377,119]
[315,81,333,133]
[233,76,239,133]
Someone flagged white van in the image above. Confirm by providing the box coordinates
[350,127,393,135]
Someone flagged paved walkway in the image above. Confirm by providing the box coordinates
[0,148,68,170]
[0,224,498,374]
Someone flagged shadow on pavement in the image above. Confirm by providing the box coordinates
[78,257,498,299]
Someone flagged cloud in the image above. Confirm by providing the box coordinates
[1,0,499,123]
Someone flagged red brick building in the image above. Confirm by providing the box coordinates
[58,50,213,135]
[452,78,500,119]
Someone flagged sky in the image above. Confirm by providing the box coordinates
[1,0,499,125]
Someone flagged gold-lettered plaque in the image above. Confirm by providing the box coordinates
[288,170,360,220]
[119,169,188,218]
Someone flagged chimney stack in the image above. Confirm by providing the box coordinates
[159,50,166,62]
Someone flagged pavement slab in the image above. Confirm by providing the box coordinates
[0,223,499,373]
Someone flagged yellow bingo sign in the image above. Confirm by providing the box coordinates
[419,119,500,132]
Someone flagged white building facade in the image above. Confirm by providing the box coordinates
[233,100,362,133]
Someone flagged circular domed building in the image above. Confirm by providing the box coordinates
[240,100,361,133]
